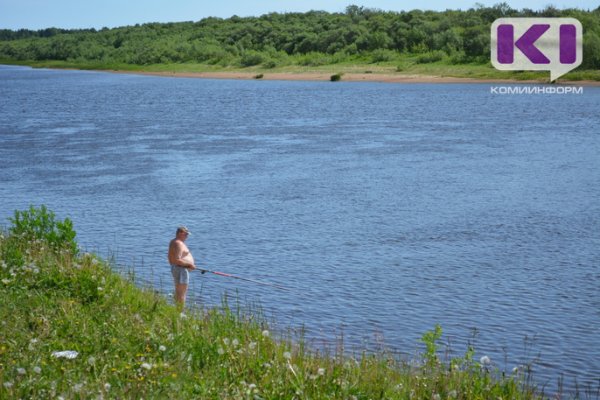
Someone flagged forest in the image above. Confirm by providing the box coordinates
[1,4,599,71]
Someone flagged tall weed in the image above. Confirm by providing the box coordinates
[8,205,77,255]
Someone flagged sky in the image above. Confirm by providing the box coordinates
[0,0,597,30]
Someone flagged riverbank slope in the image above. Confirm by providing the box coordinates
[0,206,544,399]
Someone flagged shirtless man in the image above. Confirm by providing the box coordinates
[168,226,196,310]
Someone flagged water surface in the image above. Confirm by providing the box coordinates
[1,65,599,394]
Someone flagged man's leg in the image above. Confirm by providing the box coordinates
[175,283,188,311]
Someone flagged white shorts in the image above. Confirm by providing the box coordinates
[171,265,189,285]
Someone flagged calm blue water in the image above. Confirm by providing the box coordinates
[1,65,599,394]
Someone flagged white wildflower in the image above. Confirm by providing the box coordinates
[432,393,441,400]
[159,345,166,352]
[262,330,270,338]
[1,278,10,285]
[3,382,13,389]
[232,338,239,347]
[480,355,491,365]
[217,347,225,355]
[17,367,26,375]
[283,351,292,360]
[140,363,152,370]
[87,356,96,366]
[33,366,42,374]
[248,341,257,350]
[28,338,39,351]
[104,383,111,391]
[73,383,83,393]
[223,338,230,346]
[317,367,325,376]
[247,383,258,394]
[448,389,458,398]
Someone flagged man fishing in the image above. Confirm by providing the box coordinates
[168,226,197,311]
[168,226,287,312]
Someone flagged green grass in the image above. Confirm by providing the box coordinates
[0,207,550,399]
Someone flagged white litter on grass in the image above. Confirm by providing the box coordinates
[52,350,79,359]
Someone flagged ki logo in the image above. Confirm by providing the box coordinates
[491,18,583,82]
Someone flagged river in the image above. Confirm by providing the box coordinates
[1,65,598,395]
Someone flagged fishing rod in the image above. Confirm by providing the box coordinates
[196,268,290,291]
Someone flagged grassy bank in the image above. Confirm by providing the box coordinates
[3,58,600,83]
[1,207,544,399]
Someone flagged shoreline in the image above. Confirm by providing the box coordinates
[107,69,600,86]
[3,63,599,85]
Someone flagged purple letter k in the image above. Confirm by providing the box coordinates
[497,24,551,64]
[515,24,551,64]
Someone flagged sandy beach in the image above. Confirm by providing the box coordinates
[109,69,600,86]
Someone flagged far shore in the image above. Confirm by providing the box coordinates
[3,62,599,85]
[107,69,600,86]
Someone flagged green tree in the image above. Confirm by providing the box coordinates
[582,31,600,69]
[0,6,598,70]
[462,26,489,60]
